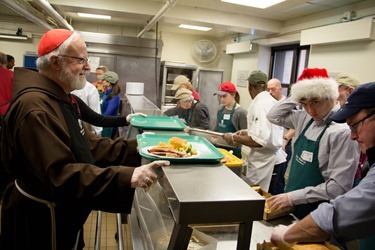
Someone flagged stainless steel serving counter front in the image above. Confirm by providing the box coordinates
[156,163,265,249]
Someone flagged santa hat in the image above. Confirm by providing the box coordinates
[38,29,73,56]
[291,68,338,102]
[297,68,329,81]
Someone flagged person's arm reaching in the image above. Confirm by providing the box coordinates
[74,94,127,127]
[271,215,330,246]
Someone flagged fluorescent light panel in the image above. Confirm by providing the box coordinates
[221,0,285,9]
[178,24,212,31]
[0,34,28,40]
[77,13,111,20]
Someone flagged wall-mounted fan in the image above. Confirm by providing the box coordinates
[192,39,217,64]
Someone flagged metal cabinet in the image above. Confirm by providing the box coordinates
[160,61,198,111]
[197,69,224,129]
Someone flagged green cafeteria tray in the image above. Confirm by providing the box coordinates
[136,134,224,163]
[130,116,186,130]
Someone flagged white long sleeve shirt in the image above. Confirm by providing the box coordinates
[71,81,102,135]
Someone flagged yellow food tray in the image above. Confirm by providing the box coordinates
[218,148,243,167]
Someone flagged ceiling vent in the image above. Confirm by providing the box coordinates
[301,17,375,45]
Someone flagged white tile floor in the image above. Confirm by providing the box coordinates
[83,211,132,250]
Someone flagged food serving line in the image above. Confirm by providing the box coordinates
[122,95,296,250]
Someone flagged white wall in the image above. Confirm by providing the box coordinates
[308,40,375,83]
[229,45,271,110]
[0,38,39,68]
[230,52,258,109]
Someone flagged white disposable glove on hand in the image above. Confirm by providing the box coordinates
[267,193,293,211]
[126,112,148,123]
[222,132,234,144]
[183,126,190,133]
[131,160,170,192]
[271,224,296,247]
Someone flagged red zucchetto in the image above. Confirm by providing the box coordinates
[38,29,73,56]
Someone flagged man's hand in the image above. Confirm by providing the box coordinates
[126,113,148,123]
[131,160,170,191]
[267,193,293,211]
[222,132,234,144]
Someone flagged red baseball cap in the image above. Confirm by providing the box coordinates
[38,29,74,56]
[214,82,237,95]
[297,68,329,81]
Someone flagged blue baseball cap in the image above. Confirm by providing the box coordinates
[330,82,375,123]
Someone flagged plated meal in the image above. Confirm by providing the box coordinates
[146,137,198,158]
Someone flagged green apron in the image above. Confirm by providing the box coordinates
[285,119,330,219]
[217,103,241,158]
[359,237,375,250]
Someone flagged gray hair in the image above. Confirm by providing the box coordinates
[36,31,81,70]
[96,65,109,72]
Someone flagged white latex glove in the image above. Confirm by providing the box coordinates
[222,132,234,144]
[131,160,170,192]
[183,126,190,133]
[267,193,293,211]
[271,224,296,247]
[126,112,147,123]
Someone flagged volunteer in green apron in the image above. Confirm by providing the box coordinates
[266,68,359,222]
[285,119,330,219]
[213,82,247,159]
[269,82,375,250]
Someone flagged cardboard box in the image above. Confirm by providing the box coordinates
[156,228,217,250]
[251,186,293,221]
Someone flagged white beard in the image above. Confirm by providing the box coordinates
[58,61,87,90]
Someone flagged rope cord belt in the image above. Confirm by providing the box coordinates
[15,180,57,250]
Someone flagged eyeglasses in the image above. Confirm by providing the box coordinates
[58,55,90,65]
[348,113,374,133]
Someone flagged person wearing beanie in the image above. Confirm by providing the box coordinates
[0,29,169,249]
[266,68,360,220]
[271,82,375,250]
[223,70,286,193]
[98,71,122,138]
[164,88,210,129]
[171,75,200,101]
[335,72,361,108]
[213,82,247,158]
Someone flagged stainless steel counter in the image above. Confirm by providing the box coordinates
[156,163,265,249]
[124,95,292,250]
[124,94,163,116]
[156,163,264,224]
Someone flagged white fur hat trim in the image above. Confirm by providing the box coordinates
[291,77,339,102]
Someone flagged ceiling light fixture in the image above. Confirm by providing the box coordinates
[221,0,285,9]
[178,24,212,31]
[0,34,28,40]
[77,13,111,20]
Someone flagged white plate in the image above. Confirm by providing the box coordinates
[140,146,200,159]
